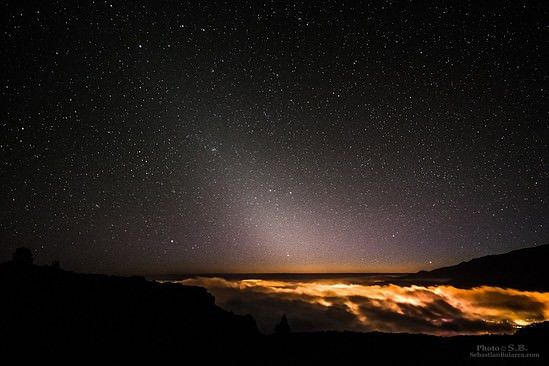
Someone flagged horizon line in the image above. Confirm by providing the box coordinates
[147,271,412,278]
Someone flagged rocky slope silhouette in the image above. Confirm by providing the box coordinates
[0,260,257,356]
[407,244,549,291]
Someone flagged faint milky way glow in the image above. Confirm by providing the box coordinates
[1,1,548,274]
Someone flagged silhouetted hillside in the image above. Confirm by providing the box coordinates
[1,256,547,364]
[407,244,549,291]
[0,260,257,357]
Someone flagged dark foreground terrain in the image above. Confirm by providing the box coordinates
[1,259,547,364]
[0,260,257,359]
[406,243,549,291]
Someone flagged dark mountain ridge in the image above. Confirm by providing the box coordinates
[407,243,549,291]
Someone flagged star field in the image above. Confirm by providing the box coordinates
[1,1,548,274]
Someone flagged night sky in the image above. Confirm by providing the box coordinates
[2,1,548,275]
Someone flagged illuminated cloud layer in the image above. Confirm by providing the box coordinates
[178,277,549,335]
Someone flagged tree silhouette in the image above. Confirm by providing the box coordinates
[12,247,33,265]
[274,314,291,335]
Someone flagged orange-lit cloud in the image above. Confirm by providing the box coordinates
[175,277,549,335]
